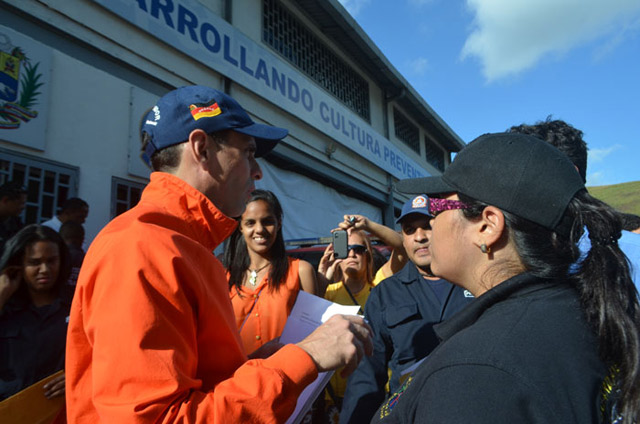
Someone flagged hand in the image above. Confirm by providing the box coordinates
[0,266,22,305]
[318,244,342,282]
[247,337,284,359]
[296,314,373,378]
[335,214,369,232]
[43,372,65,399]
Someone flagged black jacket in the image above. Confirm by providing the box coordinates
[340,263,473,424]
[371,273,606,424]
[0,284,73,400]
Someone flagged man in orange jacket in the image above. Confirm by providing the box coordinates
[65,86,372,423]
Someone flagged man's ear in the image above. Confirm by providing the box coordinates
[187,129,209,164]
[474,205,506,250]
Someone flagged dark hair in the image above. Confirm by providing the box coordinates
[139,107,183,172]
[141,130,183,172]
[618,212,640,232]
[371,247,387,275]
[59,221,85,243]
[509,117,588,183]
[459,190,639,422]
[61,197,88,213]
[141,130,231,172]
[0,224,72,300]
[0,181,26,201]
[225,190,289,295]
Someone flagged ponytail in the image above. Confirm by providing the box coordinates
[570,191,640,423]
[460,190,640,422]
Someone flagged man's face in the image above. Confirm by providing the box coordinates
[68,206,89,224]
[401,213,432,273]
[3,193,27,217]
[205,131,263,218]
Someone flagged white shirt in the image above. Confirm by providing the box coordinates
[41,216,63,232]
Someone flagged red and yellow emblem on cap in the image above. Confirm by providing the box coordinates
[189,101,222,121]
[412,195,427,209]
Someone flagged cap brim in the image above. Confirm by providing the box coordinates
[396,209,433,224]
[235,123,288,157]
[396,177,455,196]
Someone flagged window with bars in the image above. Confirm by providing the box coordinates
[393,108,420,154]
[425,138,445,172]
[111,177,145,219]
[0,148,78,225]
[262,0,370,121]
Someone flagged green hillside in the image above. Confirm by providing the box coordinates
[587,180,640,216]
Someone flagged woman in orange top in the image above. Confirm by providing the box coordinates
[226,189,317,355]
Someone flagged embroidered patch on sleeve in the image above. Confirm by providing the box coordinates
[379,376,413,419]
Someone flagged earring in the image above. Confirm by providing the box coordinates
[480,243,491,254]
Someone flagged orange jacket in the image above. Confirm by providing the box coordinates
[65,173,317,423]
[230,258,301,354]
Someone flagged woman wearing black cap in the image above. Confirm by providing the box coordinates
[372,133,639,424]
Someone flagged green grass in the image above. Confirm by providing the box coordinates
[587,180,640,216]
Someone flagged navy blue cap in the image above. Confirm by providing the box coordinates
[396,194,433,224]
[141,86,288,166]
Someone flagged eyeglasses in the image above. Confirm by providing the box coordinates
[348,244,368,254]
[429,198,470,217]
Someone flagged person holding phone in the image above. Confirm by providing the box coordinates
[334,213,408,286]
[226,189,318,356]
[318,229,375,417]
[0,224,72,402]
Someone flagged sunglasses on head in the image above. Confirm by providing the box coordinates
[429,197,470,217]
[348,244,367,254]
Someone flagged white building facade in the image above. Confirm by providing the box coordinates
[0,0,464,244]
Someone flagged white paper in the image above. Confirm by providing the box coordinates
[281,291,361,424]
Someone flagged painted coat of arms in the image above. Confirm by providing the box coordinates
[0,32,44,130]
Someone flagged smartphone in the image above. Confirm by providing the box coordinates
[333,230,348,259]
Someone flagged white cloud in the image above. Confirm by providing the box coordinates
[337,0,371,17]
[585,144,623,186]
[588,145,621,164]
[406,57,430,75]
[586,171,606,187]
[461,0,640,81]
[593,16,640,61]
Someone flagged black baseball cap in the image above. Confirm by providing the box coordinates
[141,86,288,166]
[396,132,585,233]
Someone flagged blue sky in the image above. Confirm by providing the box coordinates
[337,0,640,186]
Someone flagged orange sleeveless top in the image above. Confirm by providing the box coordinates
[229,258,301,355]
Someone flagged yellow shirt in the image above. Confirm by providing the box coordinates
[372,267,389,286]
[324,281,371,309]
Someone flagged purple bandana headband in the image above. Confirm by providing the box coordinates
[428,198,470,217]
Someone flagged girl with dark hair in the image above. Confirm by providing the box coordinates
[373,133,640,424]
[226,189,317,356]
[0,224,72,402]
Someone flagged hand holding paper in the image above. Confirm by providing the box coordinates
[43,372,65,399]
[278,291,372,424]
[296,314,373,378]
